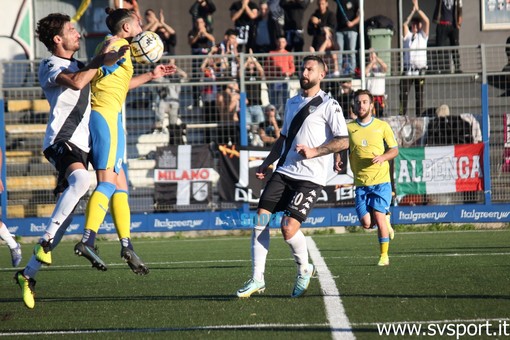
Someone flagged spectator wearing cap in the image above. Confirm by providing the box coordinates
[258,104,282,147]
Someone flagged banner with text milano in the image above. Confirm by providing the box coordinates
[395,144,484,195]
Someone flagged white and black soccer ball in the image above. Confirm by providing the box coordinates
[130,31,164,64]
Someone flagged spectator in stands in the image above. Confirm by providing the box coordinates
[244,52,266,127]
[189,0,216,33]
[335,0,360,75]
[143,9,176,56]
[267,0,285,28]
[218,81,241,123]
[188,17,215,57]
[365,49,387,116]
[258,104,282,147]
[265,37,296,116]
[0,150,22,268]
[280,0,310,52]
[153,59,188,141]
[218,28,240,80]
[253,1,282,53]
[200,46,222,143]
[337,81,355,119]
[217,80,242,144]
[433,0,462,74]
[400,0,429,116]
[15,12,127,309]
[189,17,215,106]
[230,0,259,52]
[307,0,339,76]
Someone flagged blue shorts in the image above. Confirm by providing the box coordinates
[89,110,125,173]
[355,182,392,219]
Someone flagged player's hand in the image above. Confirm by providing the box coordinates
[372,152,385,165]
[0,180,4,193]
[98,36,119,54]
[334,153,343,173]
[296,144,317,159]
[103,45,129,66]
[256,164,268,180]
[152,64,177,78]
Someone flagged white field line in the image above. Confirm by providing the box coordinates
[307,236,355,340]
[2,251,510,272]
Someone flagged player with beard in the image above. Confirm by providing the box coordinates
[347,89,398,266]
[236,55,349,298]
[15,13,127,309]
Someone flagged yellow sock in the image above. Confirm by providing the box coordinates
[85,190,111,233]
[111,191,131,240]
[379,237,390,256]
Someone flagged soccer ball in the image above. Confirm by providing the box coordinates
[130,31,164,64]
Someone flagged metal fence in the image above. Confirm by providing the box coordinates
[1,44,509,218]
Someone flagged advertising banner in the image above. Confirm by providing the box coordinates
[395,144,484,195]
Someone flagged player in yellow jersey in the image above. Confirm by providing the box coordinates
[347,89,398,266]
[74,7,175,274]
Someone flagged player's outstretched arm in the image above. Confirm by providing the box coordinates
[56,38,127,90]
[129,64,177,90]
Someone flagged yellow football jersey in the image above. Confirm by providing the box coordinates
[348,118,398,186]
[91,37,133,115]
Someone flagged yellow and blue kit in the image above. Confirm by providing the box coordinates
[89,38,133,173]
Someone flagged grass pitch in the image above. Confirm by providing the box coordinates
[1,229,509,339]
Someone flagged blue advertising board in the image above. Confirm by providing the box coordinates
[5,203,510,237]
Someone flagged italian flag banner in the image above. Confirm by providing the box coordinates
[395,144,484,195]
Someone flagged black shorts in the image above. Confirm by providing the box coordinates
[43,141,89,195]
[258,172,323,223]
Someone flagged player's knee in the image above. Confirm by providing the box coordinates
[68,168,91,198]
[281,217,300,239]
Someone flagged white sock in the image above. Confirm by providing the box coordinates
[42,169,89,241]
[50,214,73,250]
[251,225,270,282]
[0,222,18,248]
[23,256,43,279]
[285,230,309,275]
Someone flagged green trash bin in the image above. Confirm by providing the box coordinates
[367,28,393,75]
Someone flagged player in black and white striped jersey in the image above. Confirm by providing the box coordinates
[14,13,126,309]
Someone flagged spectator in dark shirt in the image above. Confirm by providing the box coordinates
[307,0,338,76]
[143,9,176,56]
[189,17,215,105]
[433,0,462,74]
[230,0,259,52]
[189,0,216,33]
[280,0,310,52]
